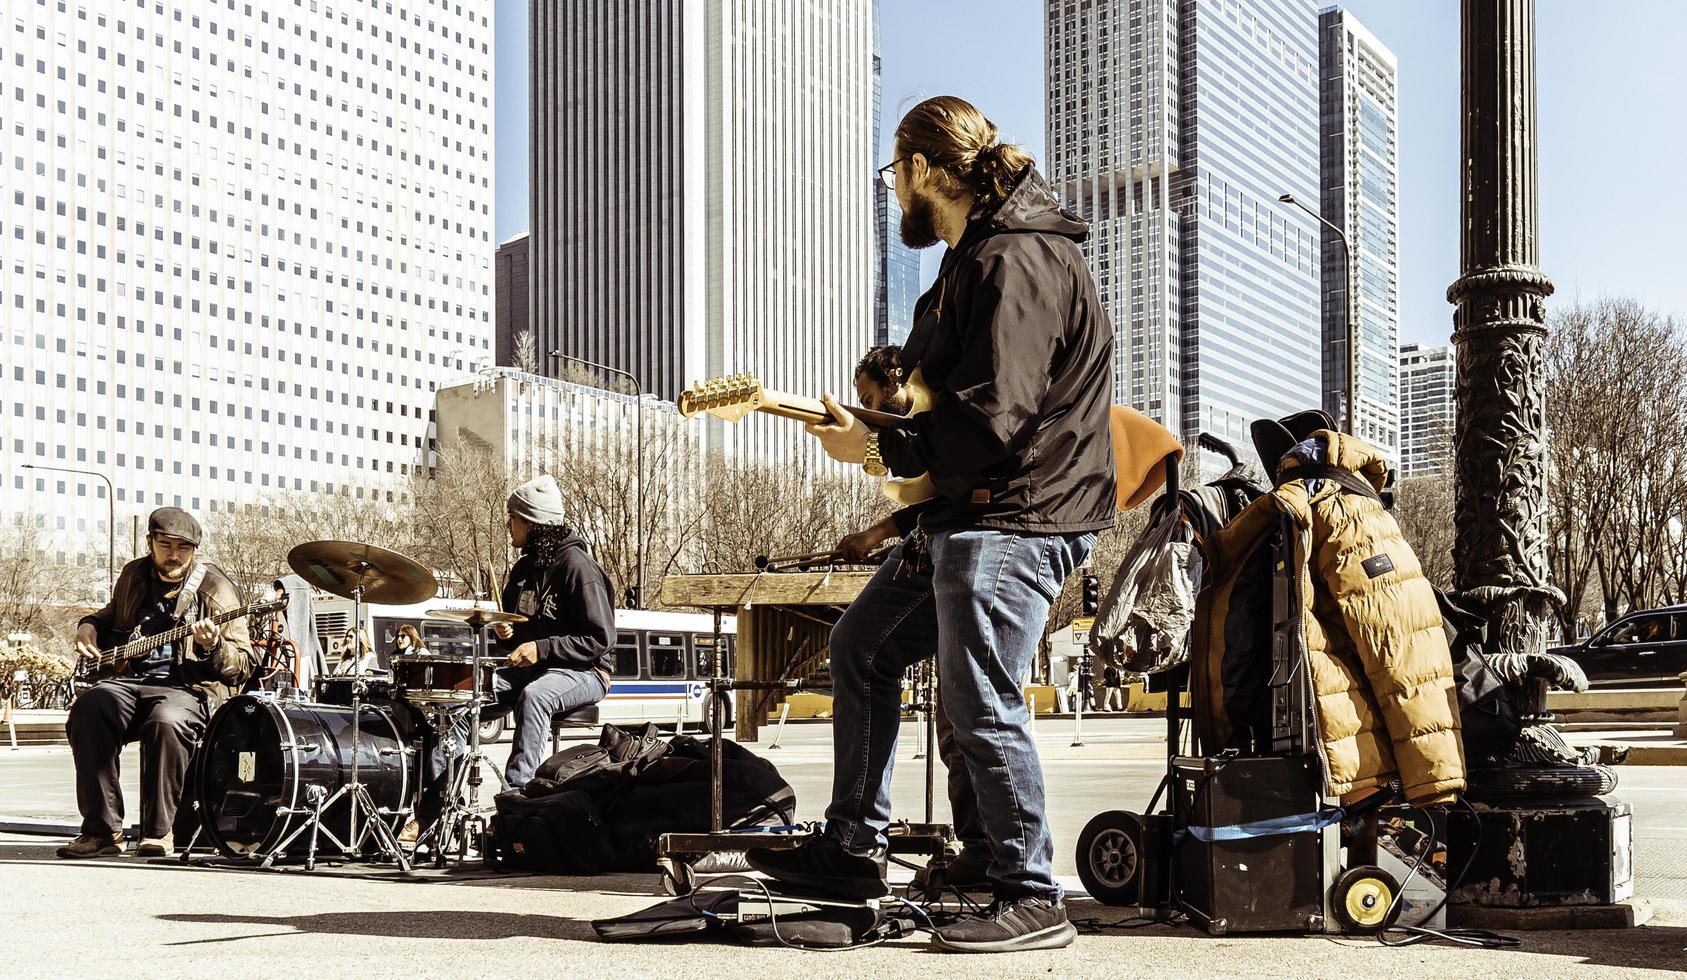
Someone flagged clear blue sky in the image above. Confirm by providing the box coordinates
[495,0,1687,348]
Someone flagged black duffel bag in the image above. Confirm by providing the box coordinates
[485,788,615,874]
[603,734,798,868]
[487,725,796,874]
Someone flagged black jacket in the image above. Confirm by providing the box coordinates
[878,167,1116,534]
[79,556,255,703]
[498,532,617,672]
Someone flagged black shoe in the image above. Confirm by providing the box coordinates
[745,834,888,900]
[913,844,992,894]
[932,896,1077,953]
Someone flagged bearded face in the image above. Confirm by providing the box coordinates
[900,185,941,250]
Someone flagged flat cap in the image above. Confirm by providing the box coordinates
[148,506,202,547]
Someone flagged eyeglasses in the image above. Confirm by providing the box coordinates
[877,157,908,190]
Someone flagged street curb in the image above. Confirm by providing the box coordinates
[1589,743,1687,766]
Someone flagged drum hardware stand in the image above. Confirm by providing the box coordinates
[654,606,954,896]
[255,575,412,871]
[411,606,519,865]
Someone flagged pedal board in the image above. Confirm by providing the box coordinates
[733,890,880,922]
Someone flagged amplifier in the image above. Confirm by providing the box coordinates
[1173,754,1334,935]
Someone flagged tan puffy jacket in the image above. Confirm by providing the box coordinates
[1191,431,1465,806]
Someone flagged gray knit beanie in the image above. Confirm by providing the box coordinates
[507,473,568,526]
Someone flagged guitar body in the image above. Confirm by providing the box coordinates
[680,372,1181,514]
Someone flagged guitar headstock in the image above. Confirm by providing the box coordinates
[678,373,765,423]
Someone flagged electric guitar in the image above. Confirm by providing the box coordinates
[679,372,938,504]
[73,596,288,687]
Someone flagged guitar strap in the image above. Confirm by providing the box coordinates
[169,561,208,624]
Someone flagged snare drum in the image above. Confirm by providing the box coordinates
[311,672,394,707]
[392,653,497,704]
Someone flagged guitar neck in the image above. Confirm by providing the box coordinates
[755,389,906,430]
[92,604,249,672]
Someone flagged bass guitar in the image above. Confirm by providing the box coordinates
[679,371,938,504]
[74,596,288,687]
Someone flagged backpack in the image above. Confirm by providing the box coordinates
[1093,433,1266,676]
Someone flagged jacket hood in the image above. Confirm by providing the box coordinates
[971,166,1089,242]
[1277,429,1392,493]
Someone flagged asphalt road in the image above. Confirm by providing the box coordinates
[0,717,1682,977]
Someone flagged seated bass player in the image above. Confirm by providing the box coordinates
[58,507,254,859]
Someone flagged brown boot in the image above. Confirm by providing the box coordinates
[56,833,125,859]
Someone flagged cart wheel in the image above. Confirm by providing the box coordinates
[1331,866,1401,933]
[1075,810,1145,907]
[658,857,696,897]
[699,693,732,735]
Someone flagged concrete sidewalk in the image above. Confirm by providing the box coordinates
[0,834,1683,979]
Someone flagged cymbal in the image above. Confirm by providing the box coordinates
[424,607,528,628]
[287,540,439,606]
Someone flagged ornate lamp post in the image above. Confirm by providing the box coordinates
[1446,0,1634,923]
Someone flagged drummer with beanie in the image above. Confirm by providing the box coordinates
[482,473,618,788]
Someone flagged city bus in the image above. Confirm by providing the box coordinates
[307,594,737,736]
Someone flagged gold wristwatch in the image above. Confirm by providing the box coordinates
[863,430,888,477]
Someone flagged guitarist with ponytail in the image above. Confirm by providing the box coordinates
[58,507,255,860]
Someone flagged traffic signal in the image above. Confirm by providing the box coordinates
[1081,573,1100,616]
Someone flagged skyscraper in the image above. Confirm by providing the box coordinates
[1046,0,1323,453]
[871,2,920,348]
[2,0,494,565]
[495,233,531,369]
[1398,342,1455,477]
[875,184,922,348]
[1319,7,1400,456]
[531,2,875,462]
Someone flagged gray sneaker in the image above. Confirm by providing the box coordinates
[56,833,125,860]
[932,896,1078,953]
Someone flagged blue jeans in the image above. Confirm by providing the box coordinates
[824,527,1096,901]
[480,664,608,787]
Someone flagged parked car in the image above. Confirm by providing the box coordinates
[1548,606,1687,689]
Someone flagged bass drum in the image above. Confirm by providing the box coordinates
[196,694,410,859]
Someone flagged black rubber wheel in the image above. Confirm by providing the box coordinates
[699,693,732,736]
[1331,865,1401,933]
[1075,810,1145,907]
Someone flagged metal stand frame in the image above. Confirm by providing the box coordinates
[252,579,411,871]
[411,626,505,865]
[654,604,952,895]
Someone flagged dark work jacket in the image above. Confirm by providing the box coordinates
[878,167,1116,534]
[78,556,256,704]
[498,533,617,673]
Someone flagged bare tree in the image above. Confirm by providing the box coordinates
[1393,474,1456,590]
[409,442,516,601]
[0,519,96,652]
[511,329,541,375]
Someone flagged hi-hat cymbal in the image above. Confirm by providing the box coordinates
[287,540,438,606]
[424,607,528,628]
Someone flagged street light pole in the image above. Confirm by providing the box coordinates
[1278,192,1358,436]
[24,464,115,587]
[549,352,644,609]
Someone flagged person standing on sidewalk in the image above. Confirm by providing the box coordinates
[58,508,254,859]
[835,344,992,894]
[752,95,1115,953]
